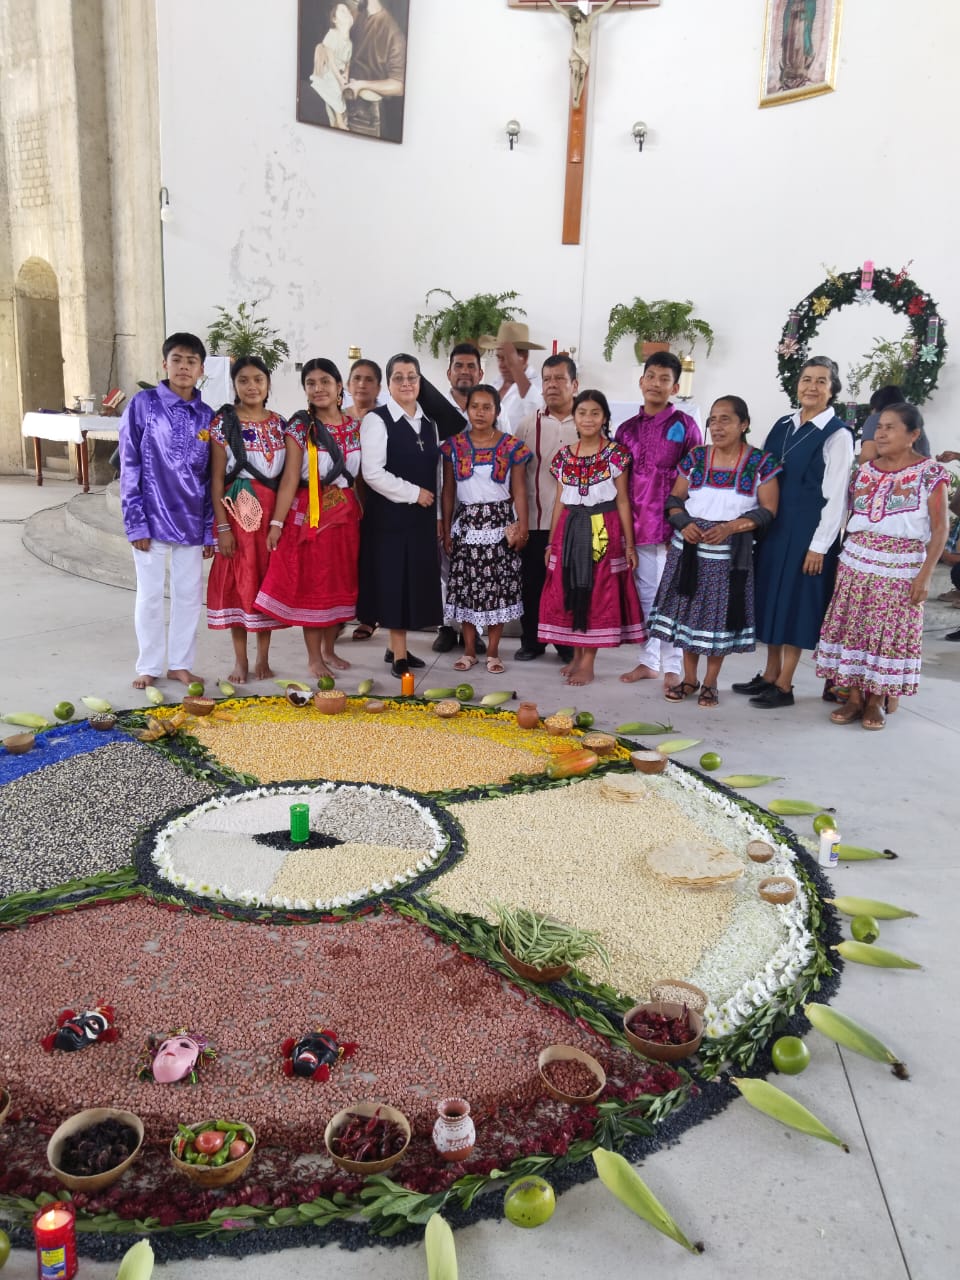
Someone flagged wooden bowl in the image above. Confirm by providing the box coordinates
[581,731,617,755]
[182,696,215,717]
[623,1000,704,1062]
[88,713,117,731]
[538,1045,605,1104]
[324,1101,410,1174]
[544,715,574,737]
[630,750,667,774]
[499,934,571,984]
[0,1086,10,1125]
[3,732,36,754]
[47,1108,144,1192]
[434,699,460,718]
[746,840,775,863]
[313,690,347,715]
[759,876,797,904]
[649,979,708,1015]
[170,1120,256,1187]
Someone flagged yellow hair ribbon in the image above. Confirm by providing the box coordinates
[307,438,321,529]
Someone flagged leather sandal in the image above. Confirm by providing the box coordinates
[830,701,862,725]
[697,685,719,708]
[664,680,700,702]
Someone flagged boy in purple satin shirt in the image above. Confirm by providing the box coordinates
[119,333,215,690]
[614,352,701,690]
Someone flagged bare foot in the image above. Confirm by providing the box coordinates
[227,664,249,684]
[323,651,351,671]
[252,661,275,680]
[308,661,332,681]
[167,668,202,686]
[560,661,576,677]
[132,673,156,690]
[620,664,659,684]
[566,668,594,687]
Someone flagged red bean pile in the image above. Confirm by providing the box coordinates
[541,1059,601,1098]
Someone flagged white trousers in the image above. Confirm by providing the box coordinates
[132,541,204,675]
[634,543,681,674]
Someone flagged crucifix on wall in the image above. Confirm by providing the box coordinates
[508,0,660,244]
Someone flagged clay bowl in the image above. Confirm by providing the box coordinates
[182,696,216,717]
[623,1000,704,1063]
[88,713,117,731]
[324,1101,410,1174]
[630,750,667,775]
[3,732,36,754]
[47,1107,144,1192]
[313,690,348,715]
[758,876,797,905]
[649,978,708,1015]
[363,700,387,714]
[746,840,775,863]
[170,1120,256,1187]
[434,699,461,719]
[0,1086,10,1125]
[538,1045,606,1105]
[499,934,571,985]
[581,731,617,756]
[543,716,574,737]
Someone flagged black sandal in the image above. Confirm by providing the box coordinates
[664,680,700,702]
[698,685,719,708]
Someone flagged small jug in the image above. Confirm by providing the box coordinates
[432,1097,475,1162]
[516,702,540,730]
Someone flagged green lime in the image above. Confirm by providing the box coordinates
[851,914,880,944]
[317,675,335,691]
[574,711,594,729]
[504,1175,556,1228]
[455,683,474,702]
[0,1228,10,1269]
[699,751,722,771]
[812,813,836,835]
[186,681,205,697]
[771,1035,811,1075]
[53,701,75,721]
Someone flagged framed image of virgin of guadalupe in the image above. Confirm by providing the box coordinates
[296,0,409,144]
[759,0,843,107]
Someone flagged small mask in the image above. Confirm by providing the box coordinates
[41,1004,119,1054]
[280,1027,357,1082]
[138,1028,215,1084]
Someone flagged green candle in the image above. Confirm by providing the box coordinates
[289,803,309,844]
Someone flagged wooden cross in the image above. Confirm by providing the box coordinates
[509,0,660,244]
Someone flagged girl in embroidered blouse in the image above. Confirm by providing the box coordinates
[255,359,362,680]
[816,403,948,729]
[208,357,288,683]
[440,385,531,674]
[538,390,645,686]
[648,397,781,708]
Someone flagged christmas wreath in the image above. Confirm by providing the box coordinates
[777,265,948,431]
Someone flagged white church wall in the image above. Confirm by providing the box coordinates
[157,0,959,450]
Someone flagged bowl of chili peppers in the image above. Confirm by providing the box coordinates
[324,1101,411,1174]
[169,1119,256,1187]
[623,1001,704,1062]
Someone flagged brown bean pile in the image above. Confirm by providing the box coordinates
[540,1059,601,1098]
[1,898,611,1150]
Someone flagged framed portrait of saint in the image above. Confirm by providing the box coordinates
[297,0,410,144]
[759,0,843,107]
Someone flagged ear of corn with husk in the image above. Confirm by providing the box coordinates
[767,799,833,816]
[116,1240,154,1280]
[656,738,702,755]
[591,1149,703,1253]
[424,1212,457,1279]
[615,721,674,735]
[731,1077,849,1151]
[826,896,916,920]
[804,1003,909,1079]
[832,941,921,969]
[835,843,898,860]
[717,774,783,789]
[81,696,113,713]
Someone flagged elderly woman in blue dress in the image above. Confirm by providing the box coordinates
[733,357,854,709]
[647,397,781,708]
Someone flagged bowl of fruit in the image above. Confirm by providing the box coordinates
[170,1119,256,1187]
[623,1000,704,1062]
[47,1108,144,1192]
[324,1101,410,1174]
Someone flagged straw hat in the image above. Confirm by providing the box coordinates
[478,321,545,352]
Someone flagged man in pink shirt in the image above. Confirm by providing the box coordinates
[614,352,701,689]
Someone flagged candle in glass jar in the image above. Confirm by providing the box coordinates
[845,401,858,428]
[787,310,800,338]
[33,1202,77,1280]
[860,260,874,290]
[926,314,940,346]
[817,827,840,869]
[401,671,415,697]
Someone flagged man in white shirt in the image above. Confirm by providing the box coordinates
[512,353,579,662]
[479,322,544,432]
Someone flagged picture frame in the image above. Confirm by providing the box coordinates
[506,2,658,9]
[759,0,843,108]
[296,0,410,144]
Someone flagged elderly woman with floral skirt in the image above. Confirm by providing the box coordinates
[816,402,948,729]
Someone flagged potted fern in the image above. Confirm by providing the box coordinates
[603,297,715,364]
[846,334,916,398]
[206,301,291,374]
[412,289,525,358]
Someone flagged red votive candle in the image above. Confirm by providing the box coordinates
[33,1202,77,1280]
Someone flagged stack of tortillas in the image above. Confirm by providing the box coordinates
[645,839,744,889]
[600,774,652,803]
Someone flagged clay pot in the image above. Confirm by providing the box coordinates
[635,340,670,363]
[432,1098,476,1162]
[623,1001,704,1063]
[630,750,667,774]
[48,1108,145,1192]
[3,732,36,754]
[516,702,540,729]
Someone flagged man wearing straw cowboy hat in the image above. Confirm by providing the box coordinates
[479,321,545,432]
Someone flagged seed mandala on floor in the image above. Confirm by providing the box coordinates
[0,697,841,1258]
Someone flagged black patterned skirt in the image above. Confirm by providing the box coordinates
[445,500,523,627]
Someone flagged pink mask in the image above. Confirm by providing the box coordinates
[153,1034,201,1084]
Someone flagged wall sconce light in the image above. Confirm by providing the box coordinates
[678,355,695,400]
[631,121,647,152]
[505,119,521,151]
[159,186,171,223]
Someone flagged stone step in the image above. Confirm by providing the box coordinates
[105,479,123,519]
[64,487,128,553]
[23,499,136,591]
